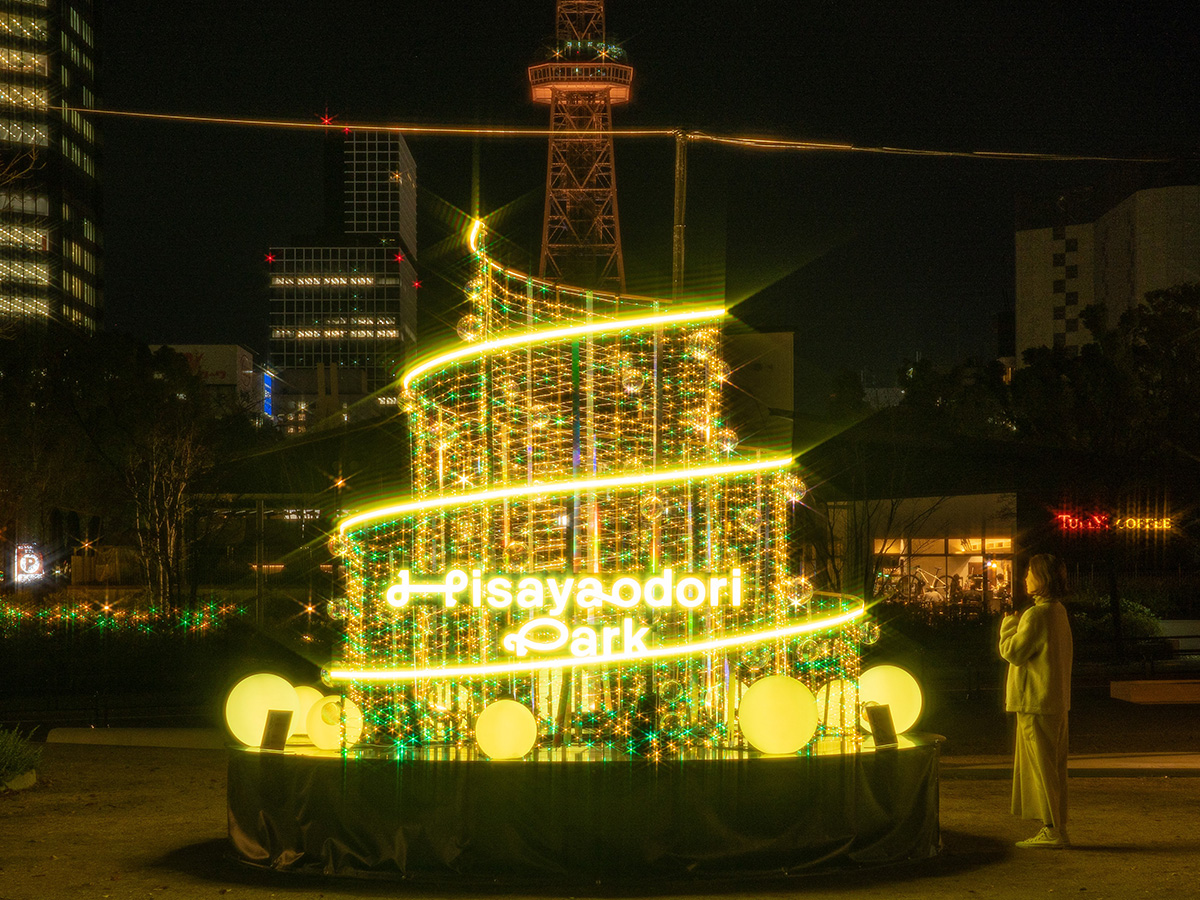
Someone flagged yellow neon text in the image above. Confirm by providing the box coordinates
[385,568,742,613]
[324,595,866,683]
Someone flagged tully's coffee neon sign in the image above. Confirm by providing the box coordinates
[1056,513,1172,533]
[385,568,742,660]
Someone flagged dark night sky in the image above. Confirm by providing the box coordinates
[98,1,1200,395]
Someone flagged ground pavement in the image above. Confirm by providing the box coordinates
[2,736,1199,900]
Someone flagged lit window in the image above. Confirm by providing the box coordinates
[0,15,47,41]
[0,118,49,147]
[0,48,48,75]
[0,192,49,214]
[0,293,49,317]
[0,258,49,284]
[0,224,47,250]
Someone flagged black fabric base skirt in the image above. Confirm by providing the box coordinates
[227,735,942,882]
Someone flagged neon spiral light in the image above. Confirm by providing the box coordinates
[401,305,727,392]
[339,454,793,533]
[328,220,871,757]
[328,595,866,683]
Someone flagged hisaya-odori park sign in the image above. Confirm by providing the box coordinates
[386,568,745,660]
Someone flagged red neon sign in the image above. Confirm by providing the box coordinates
[1056,512,1172,533]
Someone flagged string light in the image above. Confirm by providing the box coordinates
[328,220,873,757]
[67,107,1177,164]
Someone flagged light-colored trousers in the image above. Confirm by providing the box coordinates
[1012,712,1068,829]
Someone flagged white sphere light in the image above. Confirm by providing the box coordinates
[292,685,324,737]
[859,664,924,734]
[306,696,364,751]
[737,675,819,755]
[475,699,538,760]
[224,673,299,747]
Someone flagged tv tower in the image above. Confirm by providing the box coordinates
[529,1,633,292]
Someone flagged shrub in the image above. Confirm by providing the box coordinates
[0,727,41,783]
[1069,588,1161,647]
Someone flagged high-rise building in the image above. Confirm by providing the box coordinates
[0,1,102,332]
[1014,181,1199,358]
[268,131,417,433]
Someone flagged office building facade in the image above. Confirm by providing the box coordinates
[269,131,416,433]
[1015,183,1199,358]
[0,1,101,332]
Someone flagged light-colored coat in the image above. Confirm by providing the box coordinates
[999,598,1073,714]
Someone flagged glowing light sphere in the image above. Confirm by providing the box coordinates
[781,473,808,504]
[738,675,818,755]
[292,685,324,736]
[224,673,299,747]
[785,575,815,607]
[711,426,739,453]
[860,621,882,645]
[814,679,857,730]
[640,494,666,520]
[659,679,683,703]
[742,645,772,673]
[306,696,364,751]
[434,418,459,441]
[859,665,923,734]
[620,367,646,394]
[504,540,528,568]
[456,313,484,342]
[327,534,349,558]
[710,357,731,383]
[530,406,551,429]
[738,506,761,533]
[686,327,718,361]
[474,699,538,760]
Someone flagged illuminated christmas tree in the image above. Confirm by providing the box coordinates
[325,222,872,757]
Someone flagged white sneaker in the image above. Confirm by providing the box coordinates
[1016,826,1069,849]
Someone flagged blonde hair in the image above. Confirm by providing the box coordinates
[1026,553,1068,600]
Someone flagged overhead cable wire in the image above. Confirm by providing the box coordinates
[71,106,1184,164]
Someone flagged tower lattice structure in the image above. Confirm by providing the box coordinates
[529,0,632,292]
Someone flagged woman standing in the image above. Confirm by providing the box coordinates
[999,553,1073,848]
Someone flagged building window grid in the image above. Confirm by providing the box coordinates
[270,246,413,392]
[0,256,49,283]
[0,222,46,249]
[0,47,48,74]
[344,132,416,239]
[0,82,47,108]
[0,14,48,41]
[0,116,48,146]
[68,8,94,48]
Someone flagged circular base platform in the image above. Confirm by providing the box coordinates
[227,735,942,881]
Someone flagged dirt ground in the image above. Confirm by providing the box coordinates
[2,743,1199,900]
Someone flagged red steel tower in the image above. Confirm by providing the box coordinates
[529,1,633,292]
